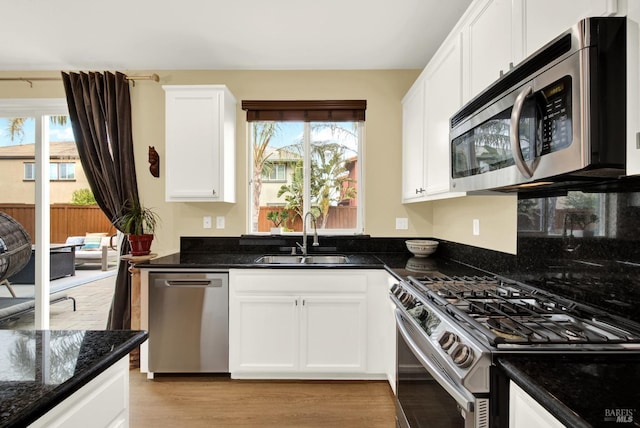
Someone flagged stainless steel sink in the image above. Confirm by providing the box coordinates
[254,255,350,264]
[302,255,349,264]
[254,255,304,264]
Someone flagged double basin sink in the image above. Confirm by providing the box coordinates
[254,254,350,265]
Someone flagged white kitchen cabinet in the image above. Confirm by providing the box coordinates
[462,0,521,101]
[509,381,565,428]
[30,357,129,428]
[521,0,619,57]
[229,269,368,378]
[401,40,466,203]
[164,85,236,202]
[402,76,427,202]
[424,32,466,196]
[233,295,299,372]
[300,295,367,371]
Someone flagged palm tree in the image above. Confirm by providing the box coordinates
[277,126,358,229]
[6,116,68,143]
[251,122,279,230]
[310,142,357,228]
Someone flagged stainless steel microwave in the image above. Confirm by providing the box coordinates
[450,17,626,193]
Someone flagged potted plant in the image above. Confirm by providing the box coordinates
[116,200,159,256]
[266,210,289,234]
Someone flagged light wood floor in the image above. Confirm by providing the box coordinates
[129,372,397,427]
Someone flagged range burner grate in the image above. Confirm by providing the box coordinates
[408,275,640,347]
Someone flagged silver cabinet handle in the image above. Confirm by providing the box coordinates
[510,85,539,178]
[163,280,222,287]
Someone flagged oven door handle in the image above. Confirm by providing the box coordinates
[510,84,540,178]
[395,309,475,413]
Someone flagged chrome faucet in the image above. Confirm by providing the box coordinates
[296,211,319,256]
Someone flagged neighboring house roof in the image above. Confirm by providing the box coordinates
[264,147,301,162]
[0,142,79,160]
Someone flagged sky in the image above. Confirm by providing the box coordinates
[268,122,358,153]
[0,117,74,147]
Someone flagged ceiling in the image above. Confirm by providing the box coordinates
[1,0,472,71]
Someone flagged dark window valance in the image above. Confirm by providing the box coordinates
[241,100,366,122]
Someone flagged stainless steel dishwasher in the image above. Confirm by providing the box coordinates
[149,271,229,373]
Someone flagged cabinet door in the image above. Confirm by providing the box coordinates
[425,33,463,196]
[465,0,515,100]
[232,295,299,372]
[509,381,565,428]
[628,0,640,175]
[300,295,367,372]
[522,0,618,57]
[402,77,427,202]
[164,85,236,202]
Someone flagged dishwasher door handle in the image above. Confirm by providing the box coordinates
[163,279,223,287]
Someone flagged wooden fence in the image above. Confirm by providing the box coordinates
[0,204,115,243]
[257,206,357,232]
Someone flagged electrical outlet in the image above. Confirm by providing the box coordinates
[203,216,212,229]
[216,216,225,229]
[473,219,480,236]
[396,217,409,230]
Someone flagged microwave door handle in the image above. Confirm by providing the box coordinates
[510,85,534,178]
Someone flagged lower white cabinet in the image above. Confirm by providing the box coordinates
[229,269,391,380]
[30,356,129,428]
[509,381,565,428]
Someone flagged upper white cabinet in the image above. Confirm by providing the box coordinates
[424,33,465,196]
[401,77,427,202]
[521,0,619,57]
[401,34,466,203]
[164,85,236,202]
[463,0,521,101]
[402,0,639,193]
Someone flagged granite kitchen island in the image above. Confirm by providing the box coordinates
[0,329,148,428]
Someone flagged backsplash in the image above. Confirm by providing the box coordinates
[513,188,640,324]
[438,186,640,324]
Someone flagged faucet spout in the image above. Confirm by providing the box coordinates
[301,211,319,256]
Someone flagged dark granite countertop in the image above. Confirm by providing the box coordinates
[134,236,640,426]
[135,250,487,284]
[135,236,488,280]
[498,354,640,427]
[0,330,148,428]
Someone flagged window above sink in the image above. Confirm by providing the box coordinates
[243,100,366,236]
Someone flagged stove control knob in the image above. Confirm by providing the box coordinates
[452,345,474,368]
[438,331,458,351]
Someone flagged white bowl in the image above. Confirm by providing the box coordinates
[405,240,438,258]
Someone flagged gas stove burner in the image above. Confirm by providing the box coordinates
[486,317,530,341]
[405,274,640,348]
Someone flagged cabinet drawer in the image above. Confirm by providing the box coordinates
[231,270,367,294]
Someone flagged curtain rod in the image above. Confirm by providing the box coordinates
[0,73,160,87]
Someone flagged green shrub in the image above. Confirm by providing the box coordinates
[71,188,97,205]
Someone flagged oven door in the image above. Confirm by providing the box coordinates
[395,310,487,428]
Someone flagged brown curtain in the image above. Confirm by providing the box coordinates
[61,71,140,330]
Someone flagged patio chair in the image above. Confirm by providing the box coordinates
[66,234,119,271]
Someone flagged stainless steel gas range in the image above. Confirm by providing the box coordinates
[390,275,640,428]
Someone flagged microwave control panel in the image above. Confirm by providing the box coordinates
[539,76,572,155]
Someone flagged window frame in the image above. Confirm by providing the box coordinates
[243,100,366,236]
[23,161,76,181]
[0,98,71,329]
[261,162,287,182]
